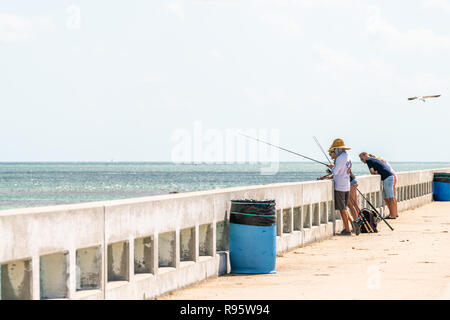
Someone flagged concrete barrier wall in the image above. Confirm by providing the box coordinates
[395,168,450,212]
[1,168,448,300]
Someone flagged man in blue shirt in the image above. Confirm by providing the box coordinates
[359,152,398,219]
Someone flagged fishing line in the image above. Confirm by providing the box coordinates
[239,133,329,166]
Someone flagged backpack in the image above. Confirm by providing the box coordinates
[358,208,378,233]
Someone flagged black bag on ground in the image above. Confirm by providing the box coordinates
[359,208,378,233]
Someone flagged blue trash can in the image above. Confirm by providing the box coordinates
[229,200,276,274]
[433,173,450,201]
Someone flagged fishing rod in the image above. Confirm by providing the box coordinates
[239,133,329,166]
[312,136,333,176]
[313,136,332,165]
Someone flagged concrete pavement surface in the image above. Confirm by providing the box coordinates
[159,202,450,300]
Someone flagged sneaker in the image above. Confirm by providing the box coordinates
[339,230,352,236]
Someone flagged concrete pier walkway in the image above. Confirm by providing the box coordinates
[159,202,450,300]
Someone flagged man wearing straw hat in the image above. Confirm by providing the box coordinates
[327,138,358,235]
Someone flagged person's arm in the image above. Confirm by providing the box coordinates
[366,159,378,175]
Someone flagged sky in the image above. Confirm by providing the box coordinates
[0,0,449,162]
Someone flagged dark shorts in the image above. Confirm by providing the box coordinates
[334,190,350,210]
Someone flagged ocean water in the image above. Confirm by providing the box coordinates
[1,162,449,211]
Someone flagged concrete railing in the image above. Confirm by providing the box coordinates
[395,168,450,212]
[1,168,448,300]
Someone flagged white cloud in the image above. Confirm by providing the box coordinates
[0,14,33,43]
[207,49,224,61]
[313,44,363,72]
[0,13,54,43]
[395,73,450,97]
[253,0,362,35]
[143,73,169,85]
[244,87,288,106]
[312,42,449,104]
[259,11,302,34]
[367,5,450,51]
[192,0,360,9]
[422,0,450,11]
[66,5,81,30]
[248,0,360,9]
[192,0,240,7]
[289,0,361,8]
[166,0,185,20]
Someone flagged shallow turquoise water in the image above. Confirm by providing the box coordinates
[1,162,449,210]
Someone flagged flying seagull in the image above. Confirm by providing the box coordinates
[407,95,441,102]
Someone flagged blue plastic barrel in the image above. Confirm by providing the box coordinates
[433,173,450,201]
[229,200,276,274]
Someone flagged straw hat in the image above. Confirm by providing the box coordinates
[329,138,351,151]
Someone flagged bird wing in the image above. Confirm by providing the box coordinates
[408,97,418,100]
[422,95,441,99]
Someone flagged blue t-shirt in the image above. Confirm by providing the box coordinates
[366,157,393,181]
